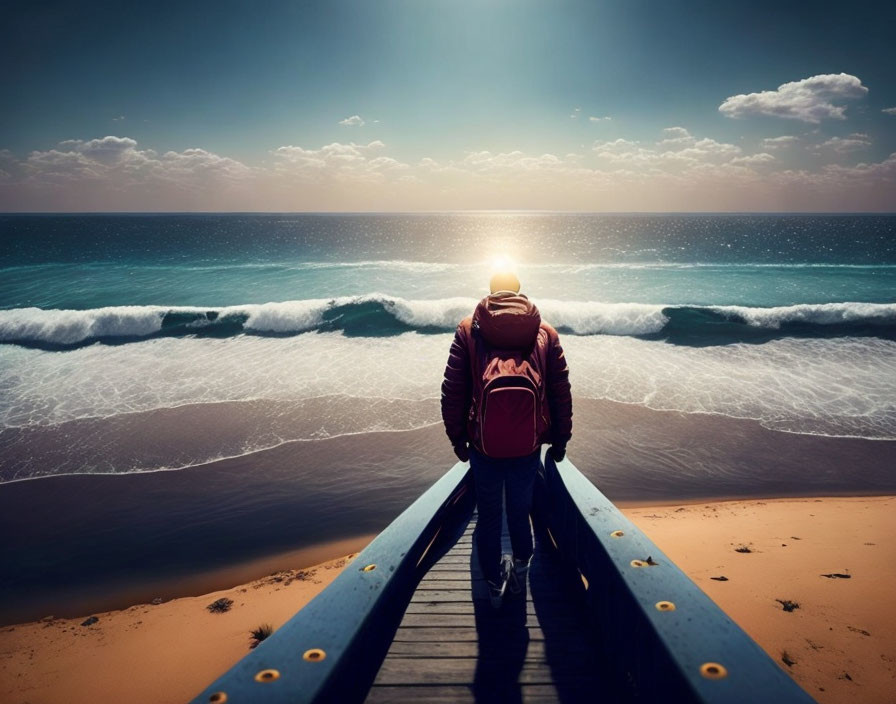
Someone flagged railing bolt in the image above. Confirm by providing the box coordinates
[655,601,676,611]
[254,669,280,683]
[208,693,227,703]
[361,564,377,572]
[700,662,728,679]
[303,648,327,662]
[611,530,624,538]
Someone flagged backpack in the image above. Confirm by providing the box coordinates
[464,319,547,458]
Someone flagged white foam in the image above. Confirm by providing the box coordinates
[231,299,331,333]
[2,331,894,440]
[0,306,167,345]
[563,335,896,439]
[712,302,896,329]
[534,300,668,335]
[3,298,894,344]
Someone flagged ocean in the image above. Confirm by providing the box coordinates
[1,213,895,621]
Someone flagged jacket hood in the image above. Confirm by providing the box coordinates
[473,292,541,349]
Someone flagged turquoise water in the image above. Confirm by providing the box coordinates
[1,213,895,482]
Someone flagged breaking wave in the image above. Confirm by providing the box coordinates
[1,296,894,348]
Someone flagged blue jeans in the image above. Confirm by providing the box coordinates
[470,446,540,584]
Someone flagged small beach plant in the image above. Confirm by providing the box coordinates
[250,623,274,648]
[206,597,234,613]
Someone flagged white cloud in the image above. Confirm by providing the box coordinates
[272,140,401,183]
[761,135,798,149]
[594,130,740,169]
[819,134,872,154]
[662,127,691,139]
[731,153,775,165]
[719,73,868,123]
[589,116,611,122]
[21,136,253,190]
[570,107,581,119]
[883,107,896,115]
[3,133,895,211]
[338,115,365,127]
[592,138,639,155]
[57,136,139,164]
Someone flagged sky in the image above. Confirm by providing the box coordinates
[1,0,895,212]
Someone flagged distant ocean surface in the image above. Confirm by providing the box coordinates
[1,213,895,483]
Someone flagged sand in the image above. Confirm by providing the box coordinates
[622,496,896,704]
[1,496,893,704]
[0,554,357,704]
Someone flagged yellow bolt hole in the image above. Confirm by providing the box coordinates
[254,669,280,683]
[303,648,326,662]
[361,564,377,572]
[655,601,676,611]
[209,693,228,703]
[630,560,646,568]
[611,530,625,538]
[700,662,728,679]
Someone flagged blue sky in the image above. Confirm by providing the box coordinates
[2,0,895,210]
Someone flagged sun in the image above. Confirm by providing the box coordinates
[489,254,517,274]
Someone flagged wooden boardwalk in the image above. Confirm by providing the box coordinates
[365,513,605,703]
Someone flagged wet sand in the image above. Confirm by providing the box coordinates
[2,398,894,624]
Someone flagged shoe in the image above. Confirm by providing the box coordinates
[508,556,531,595]
[487,555,514,608]
[487,578,506,609]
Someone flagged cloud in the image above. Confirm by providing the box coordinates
[883,107,896,115]
[589,116,611,122]
[271,140,402,183]
[662,127,691,139]
[819,134,872,154]
[719,73,868,123]
[731,153,775,165]
[21,136,253,191]
[570,107,581,119]
[338,115,365,127]
[57,136,138,164]
[594,129,741,169]
[3,133,895,211]
[761,135,798,149]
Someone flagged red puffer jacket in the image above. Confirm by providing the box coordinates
[440,292,572,457]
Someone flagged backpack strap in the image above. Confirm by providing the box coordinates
[459,317,482,399]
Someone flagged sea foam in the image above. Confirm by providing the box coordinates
[2,296,893,347]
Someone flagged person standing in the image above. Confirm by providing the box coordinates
[440,271,572,607]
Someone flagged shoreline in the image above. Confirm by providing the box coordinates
[1,495,893,704]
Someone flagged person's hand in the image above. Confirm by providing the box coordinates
[453,442,470,462]
[548,445,566,462]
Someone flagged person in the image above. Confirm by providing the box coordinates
[440,270,572,607]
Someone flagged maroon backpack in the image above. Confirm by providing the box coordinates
[464,320,548,458]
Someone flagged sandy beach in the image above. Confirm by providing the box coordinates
[1,495,893,704]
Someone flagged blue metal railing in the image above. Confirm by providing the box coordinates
[189,461,474,704]
[533,452,817,703]
[190,452,817,703]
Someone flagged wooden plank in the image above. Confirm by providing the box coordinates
[403,601,537,615]
[390,626,547,643]
[419,569,478,579]
[373,658,597,686]
[409,589,472,602]
[397,613,580,629]
[385,640,550,659]
[366,684,573,703]
[414,580,475,590]
[430,555,472,564]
